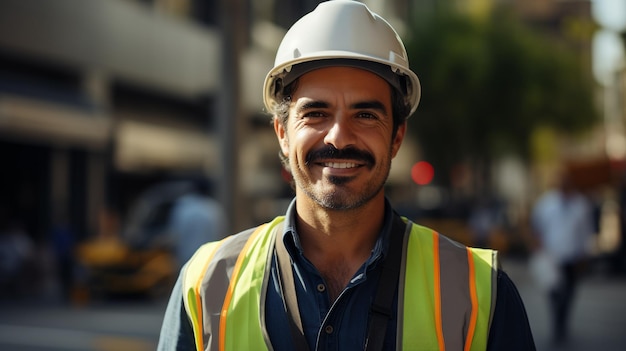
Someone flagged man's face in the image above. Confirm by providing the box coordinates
[274,66,406,210]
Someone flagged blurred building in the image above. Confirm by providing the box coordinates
[0,0,612,255]
[0,0,224,244]
[0,0,423,248]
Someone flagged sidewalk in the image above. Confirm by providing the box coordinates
[502,257,626,351]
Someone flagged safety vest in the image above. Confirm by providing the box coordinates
[182,216,497,351]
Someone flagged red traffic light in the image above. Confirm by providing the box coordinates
[411,161,434,185]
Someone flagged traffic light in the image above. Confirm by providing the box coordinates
[411,161,434,185]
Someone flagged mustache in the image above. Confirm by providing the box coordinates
[306,145,375,167]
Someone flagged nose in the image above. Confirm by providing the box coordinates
[323,116,356,150]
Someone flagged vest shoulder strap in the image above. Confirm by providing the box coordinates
[181,226,261,351]
[182,240,225,351]
[401,222,498,351]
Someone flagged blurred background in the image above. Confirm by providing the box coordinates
[0,0,625,350]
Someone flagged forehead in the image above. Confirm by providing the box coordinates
[292,66,392,104]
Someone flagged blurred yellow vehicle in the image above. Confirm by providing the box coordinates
[75,182,197,300]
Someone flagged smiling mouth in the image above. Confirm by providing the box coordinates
[306,146,375,170]
[321,162,360,169]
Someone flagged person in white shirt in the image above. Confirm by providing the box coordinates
[531,171,594,345]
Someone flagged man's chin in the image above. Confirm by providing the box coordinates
[327,175,355,186]
[317,197,359,211]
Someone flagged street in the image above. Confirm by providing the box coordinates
[0,299,167,351]
[504,257,626,351]
[0,259,625,350]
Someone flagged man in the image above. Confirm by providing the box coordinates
[158,1,535,350]
[531,171,593,345]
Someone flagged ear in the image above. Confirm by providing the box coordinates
[391,121,406,158]
[274,117,289,156]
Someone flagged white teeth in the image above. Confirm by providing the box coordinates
[323,162,358,169]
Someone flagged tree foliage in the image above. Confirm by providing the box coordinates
[405,8,598,186]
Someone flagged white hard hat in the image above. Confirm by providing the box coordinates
[263,0,421,117]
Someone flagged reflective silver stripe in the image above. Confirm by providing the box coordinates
[489,250,498,332]
[191,228,257,350]
[438,235,472,350]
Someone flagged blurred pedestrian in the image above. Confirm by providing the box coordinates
[468,195,506,248]
[167,179,225,267]
[531,171,594,345]
[613,173,626,274]
[50,210,76,301]
[0,214,35,298]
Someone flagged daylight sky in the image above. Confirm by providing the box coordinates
[592,0,626,85]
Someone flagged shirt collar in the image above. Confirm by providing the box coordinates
[280,198,395,266]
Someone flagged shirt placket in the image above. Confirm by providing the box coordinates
[313,269,369,351]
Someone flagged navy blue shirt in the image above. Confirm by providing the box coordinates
[265,199,398,350]
[158,198,536,350]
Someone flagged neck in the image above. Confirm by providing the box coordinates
[294,194,386,301]
[295,194,385,252]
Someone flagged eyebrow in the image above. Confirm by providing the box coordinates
[296,100,329,113]
[295,99,388,115]
[351,100,388,115]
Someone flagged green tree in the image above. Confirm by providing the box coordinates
[406,7,598,188]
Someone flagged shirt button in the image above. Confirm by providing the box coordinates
[317,283,326,293]
[324,325,334,334]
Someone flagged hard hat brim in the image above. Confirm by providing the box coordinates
[263,55,421,117]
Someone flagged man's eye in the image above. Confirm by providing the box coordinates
[303,111,326,118]
[357,112,378,119]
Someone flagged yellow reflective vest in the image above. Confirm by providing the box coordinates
[182,216,497,351]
